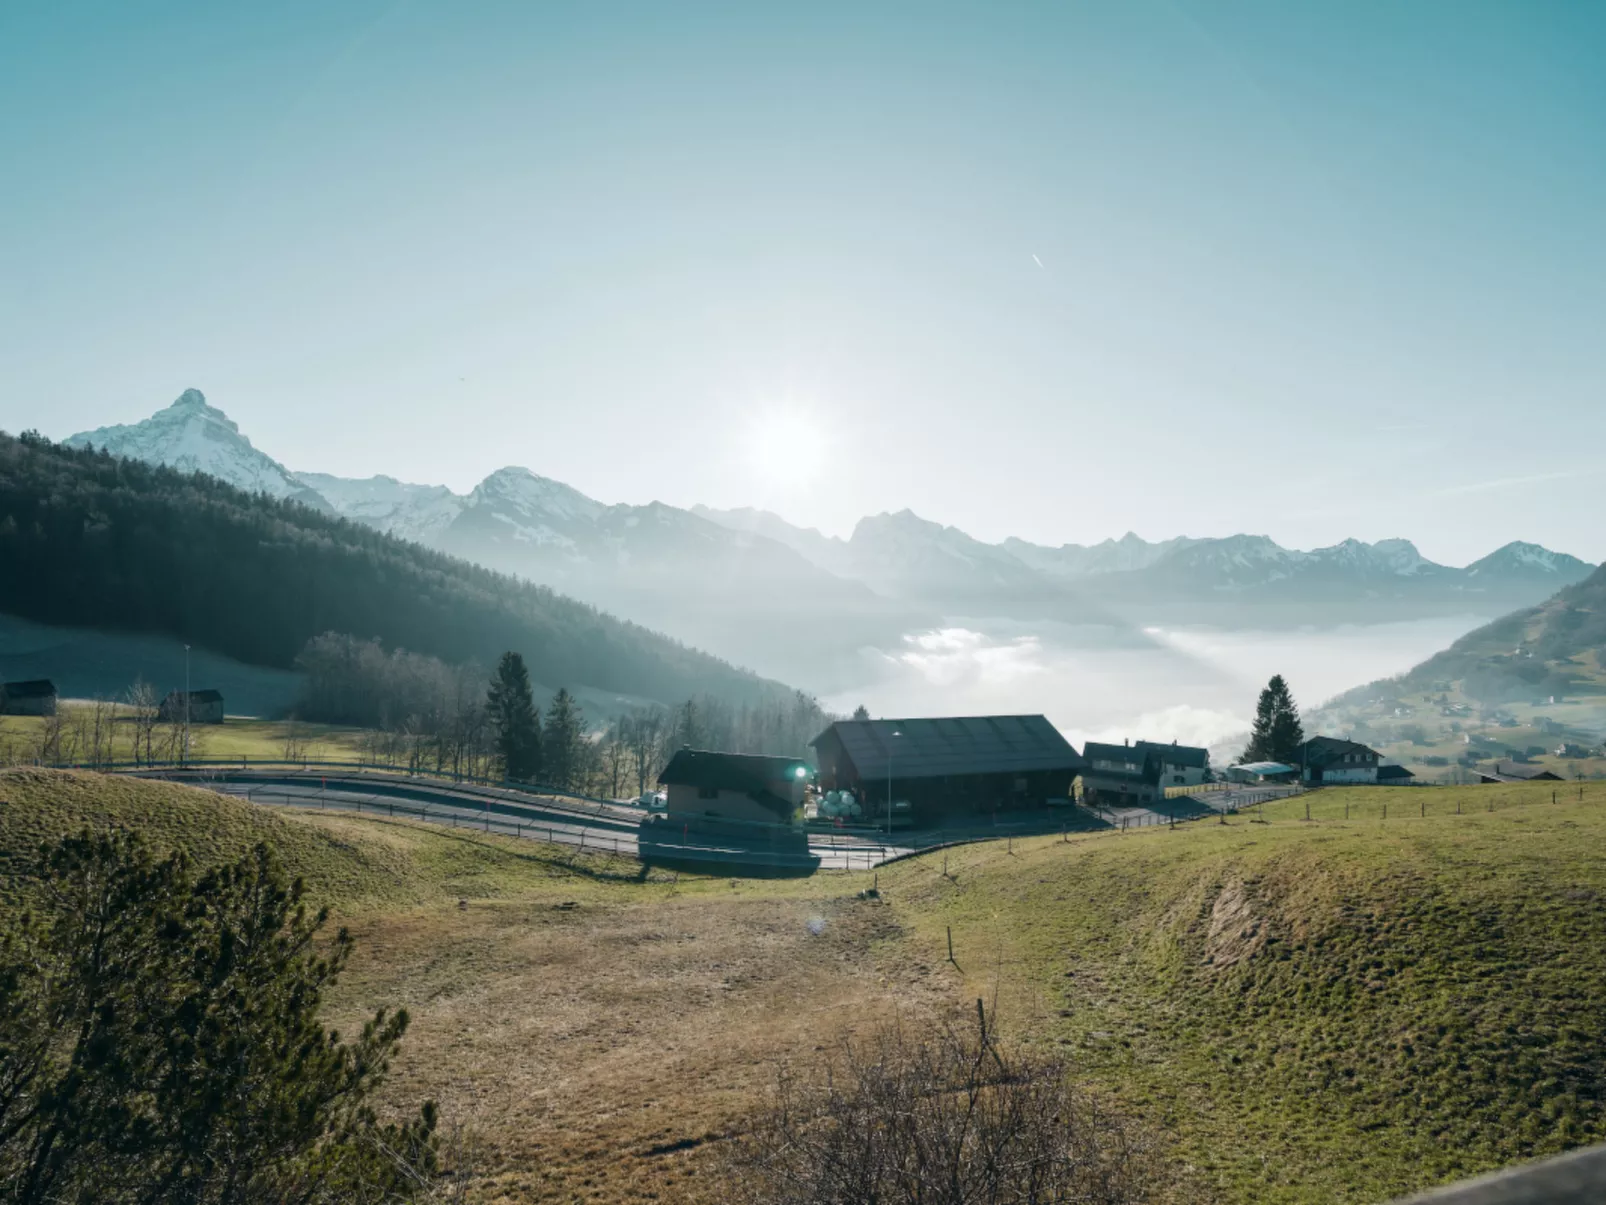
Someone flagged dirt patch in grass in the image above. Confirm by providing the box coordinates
[330,889,954,1204]
[1204,878,1265,970]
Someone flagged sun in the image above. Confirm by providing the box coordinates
[746,406,828,487]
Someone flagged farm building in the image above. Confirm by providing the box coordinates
[159,689,225,725]
[1376,763,1417,784]
[810,715,1085,826]
[656,748,808,827]
[1135,739,1210,787]
[0,680,58,717]
[1078,738,1209,805]
[1297,736,1381,784]
[1226,760,1298,785]
[1476,760,1563,784]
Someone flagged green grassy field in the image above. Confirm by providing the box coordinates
[5,769,1606,1204]
[883,780,1606,1204]
[0,710,374,765]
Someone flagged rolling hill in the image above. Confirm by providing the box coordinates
[0,432,787,711]
[1310,564,1606,779]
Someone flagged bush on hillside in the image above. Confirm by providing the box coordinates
[0,830,440,1204]
[725,1010,1171,1205]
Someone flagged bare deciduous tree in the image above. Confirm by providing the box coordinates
[125,680,159,766]
[726,1010,1174,1205]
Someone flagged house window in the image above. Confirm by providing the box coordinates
[698,785,719,800]
[1174,775,1184,784]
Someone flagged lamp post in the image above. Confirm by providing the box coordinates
[887,728,902,837]
[183,644,190,767]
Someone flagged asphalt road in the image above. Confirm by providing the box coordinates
[134,768,912,872]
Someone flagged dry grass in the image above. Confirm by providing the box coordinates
[237,812,954,1205]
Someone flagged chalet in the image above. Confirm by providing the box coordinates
[810,715,1084,825]
[1135,739,1210,788]
[1476,760,1563,785]
[1297,736,1381,784]
[657,748,808,827]
[159,689,225,725]
[1080,741,1160,805]
[0,680,58,717]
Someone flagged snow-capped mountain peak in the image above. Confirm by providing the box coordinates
[1465,540,1591,579]
[469,467,605,523]
[65,389,327,507]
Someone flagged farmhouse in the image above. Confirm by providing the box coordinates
[657,748,808,827]
[1476,760,1563,784]
[810,715,1084,826]
[1298,736,1381,784]
[159,689,225,725]
[1135,739,1210,787]
[0,679,58,717]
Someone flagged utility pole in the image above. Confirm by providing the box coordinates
[183,644,191,767]
[886,728,902,838]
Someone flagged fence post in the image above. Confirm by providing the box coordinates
[947,925,955,964]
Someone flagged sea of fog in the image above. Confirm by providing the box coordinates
[820,614,1490,757]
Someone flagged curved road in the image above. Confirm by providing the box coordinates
[132,768,913,871]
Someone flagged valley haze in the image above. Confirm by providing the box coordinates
[59,389,1596,746]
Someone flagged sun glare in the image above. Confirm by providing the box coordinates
[747,407,828,487]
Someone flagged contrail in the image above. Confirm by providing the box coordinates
[1032,253,1045,270]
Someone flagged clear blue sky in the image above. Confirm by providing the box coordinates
[3,0,1603,564]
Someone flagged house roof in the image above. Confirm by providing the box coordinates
[1083,742,1151,767]
[164,689,224,704]
[1300,735,1379,766]
[812,715,1083,780]
[1134,740,1209,768]
[657,749,805,793]
[1,680,56,698]
[1237,761,1297,776]
[1377,763,1417,781]
[1480,760,1562,782]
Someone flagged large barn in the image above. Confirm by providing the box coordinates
[810,715,1085,826]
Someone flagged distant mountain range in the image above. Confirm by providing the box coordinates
[63,390,1597,681]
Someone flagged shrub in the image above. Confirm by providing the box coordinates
[0,830,439,1204]
[725,1008,1172,1205]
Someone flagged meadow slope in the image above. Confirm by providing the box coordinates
[4,769,1605,1203]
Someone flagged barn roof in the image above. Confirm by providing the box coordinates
[812,715,1083,780]
[1479,760,1562,782]
[164,689,224,704]
[657,749,805,793]
[2,680,56,698]
[1300,735,1379,766]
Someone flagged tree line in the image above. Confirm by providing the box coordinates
[0,430,785,710]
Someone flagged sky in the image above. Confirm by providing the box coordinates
[3,0,1604,566]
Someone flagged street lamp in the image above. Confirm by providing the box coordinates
[183,644,190,767]
[886,728,902,837]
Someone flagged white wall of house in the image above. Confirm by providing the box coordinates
[1315,766,1378,784]
[1158,761,1208,787]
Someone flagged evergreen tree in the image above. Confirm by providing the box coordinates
[852,704,871,721]
[1240,674,1305,764]
[0,831,438,1202]
[487,651,542,781]
[543,688,586,791]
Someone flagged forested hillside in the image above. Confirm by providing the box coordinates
[0,433,783,707]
